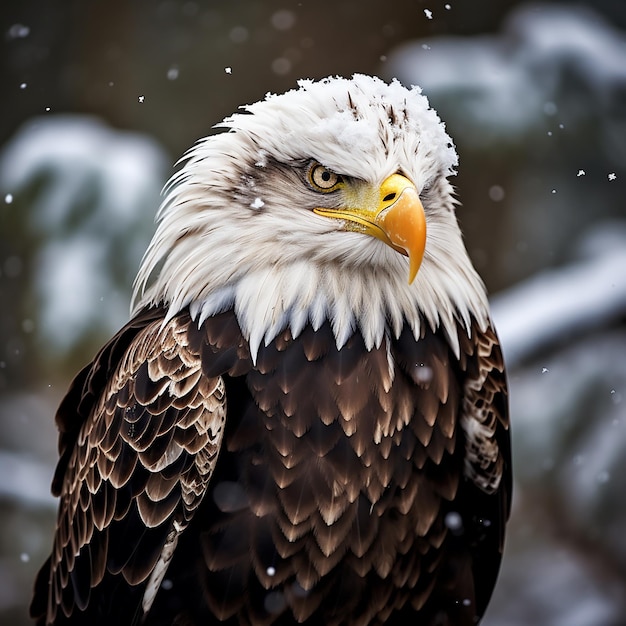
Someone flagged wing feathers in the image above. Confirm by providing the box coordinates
[459,324,510,498]
[35,308,227,624]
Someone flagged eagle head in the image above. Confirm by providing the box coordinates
[133,74,489,359]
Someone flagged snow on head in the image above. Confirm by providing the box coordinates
[218,74,458,188]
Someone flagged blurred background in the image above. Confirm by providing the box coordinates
[1,1,625,624]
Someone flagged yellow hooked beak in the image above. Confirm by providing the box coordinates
[313,174,426,284]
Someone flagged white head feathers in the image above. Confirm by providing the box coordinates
[133,74,489,361]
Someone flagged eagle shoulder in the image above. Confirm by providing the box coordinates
[31,307,228,624]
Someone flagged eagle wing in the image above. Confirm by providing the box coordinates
[31,307,227,624]
[457,322,511,618]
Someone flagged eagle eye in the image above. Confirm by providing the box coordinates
[308,163,343,192]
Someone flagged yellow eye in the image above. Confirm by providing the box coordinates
[308,163,343,192]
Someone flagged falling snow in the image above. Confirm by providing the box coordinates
[230,26,249,43]
[7,23,30,39]
[489,185,505,202]
[271,58,291,75]
[255,150,269,168]
[413,363,433,385]
[444,511,463,532]
[543,101,558,115]
[271,9,296,31]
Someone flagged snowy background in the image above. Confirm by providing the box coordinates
[1,2,625,625]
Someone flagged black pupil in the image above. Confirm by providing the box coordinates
[321,171,331,182]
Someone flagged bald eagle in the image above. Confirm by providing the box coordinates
[31,75,510,626]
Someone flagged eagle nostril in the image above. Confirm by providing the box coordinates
[383,193,396,202]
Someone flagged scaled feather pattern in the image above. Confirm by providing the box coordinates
[32,74,511,626]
